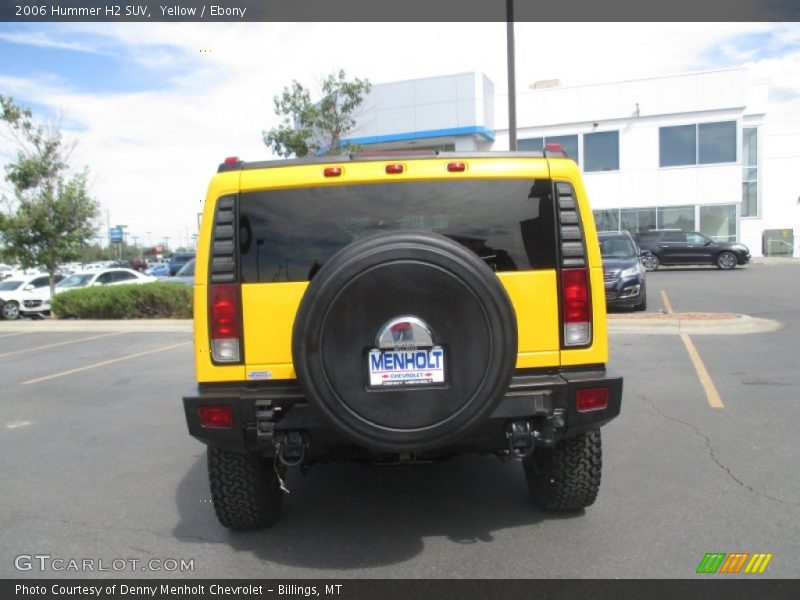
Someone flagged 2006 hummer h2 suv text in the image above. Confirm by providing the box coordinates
[183,151,622,529]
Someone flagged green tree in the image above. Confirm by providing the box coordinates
[0,96,99,302]
[263,70,371,158]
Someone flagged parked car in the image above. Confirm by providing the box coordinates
[20,293,52,319]
[598,231,647,311]
[634,230,751,270]
[55,268,156,293]
[128,259,148,272]
[0,273,62,320]
[164,258,194,286]
[145,264,170,277]
[168,252,196,276]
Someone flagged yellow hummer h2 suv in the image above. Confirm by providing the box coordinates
[183,150,622,529]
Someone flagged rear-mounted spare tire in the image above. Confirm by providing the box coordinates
[292,232,518,453]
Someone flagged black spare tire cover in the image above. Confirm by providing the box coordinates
[292,231,518,453]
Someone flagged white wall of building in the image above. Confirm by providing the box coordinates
[355,68,799,256]
[348,72,494,148]
[495,68,800,255]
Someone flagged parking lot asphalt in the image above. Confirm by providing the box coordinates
[1,262,799,579]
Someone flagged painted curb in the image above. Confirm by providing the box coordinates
[608,314,781,335]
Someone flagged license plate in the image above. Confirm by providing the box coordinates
[368,346,445,387]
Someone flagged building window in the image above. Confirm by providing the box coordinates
[699,122,736,164]
[659,124,696,167]
[518,137,543,151]
[518,134,579,164]
[659,121,736,167]
[742,127,758,217]
[584,131,619,172]
[620,208,656,234]
[699,204,737,242]
[657,205,695,231]
[593,209,620,232]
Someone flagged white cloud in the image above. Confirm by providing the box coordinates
[1,22,798,248]
[0,30,101,54]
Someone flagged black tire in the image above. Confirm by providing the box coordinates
[633,283,647,311]
[523,429,602,511]
[207,446,283,530]
[293,231,518,453]
[1,301,19,320]
[716,251,737,270]
[640,254,659,271]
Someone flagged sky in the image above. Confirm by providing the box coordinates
[0,22,799,251]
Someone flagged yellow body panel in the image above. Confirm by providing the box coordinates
[194,156,609,383]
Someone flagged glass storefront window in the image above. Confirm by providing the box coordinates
[592,210,620,232]
[657,205,695,230]
[699,204,737,242]
[620,208,656,234]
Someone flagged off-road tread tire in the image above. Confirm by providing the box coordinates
[207,446,283,530]
[524,429,602,511]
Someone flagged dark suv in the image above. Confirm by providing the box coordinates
[598,231,646,311]
[634,230,750,270]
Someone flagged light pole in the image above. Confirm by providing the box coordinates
[506,0,517,151]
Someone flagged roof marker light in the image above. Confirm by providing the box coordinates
[223,156,240,165]
[544,144,563,153]
[385,163,404,174]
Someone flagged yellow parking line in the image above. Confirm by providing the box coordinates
[0,332,124,358]
[21,341,191,385]
[660,290,674,315]
[680,334,724,408]
[661,290,724,409]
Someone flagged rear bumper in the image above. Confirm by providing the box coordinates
[183,368,622,460]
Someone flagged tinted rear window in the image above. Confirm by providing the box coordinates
[238,179,556,283]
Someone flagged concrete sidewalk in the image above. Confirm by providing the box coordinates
[0,313,781,335]
[0,319,193,333]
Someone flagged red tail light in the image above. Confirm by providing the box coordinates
[561,268,591,346]
[576,388,609,412]
[323,167,342,177]
[210,283,240,362]
[198,405,233,428]
[447,162,466,172]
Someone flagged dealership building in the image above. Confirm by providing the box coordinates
[343,69,799,257]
